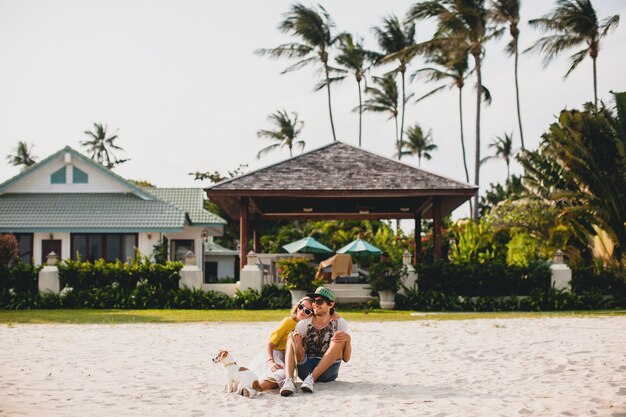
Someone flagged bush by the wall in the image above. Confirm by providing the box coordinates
[233,284,291,310]
[0,260,41,293]
[417,260,551,296]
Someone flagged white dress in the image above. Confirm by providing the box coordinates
[249,348,287,384]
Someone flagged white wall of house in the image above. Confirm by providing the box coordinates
[33,232,71,264]
[205,254,237,280]
[164,225,207,269]
[3,154,131,194]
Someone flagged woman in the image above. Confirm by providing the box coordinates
[250,297,314,390]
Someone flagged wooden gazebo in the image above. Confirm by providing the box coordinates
[205,142,477,269]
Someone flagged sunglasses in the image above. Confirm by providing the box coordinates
[297,303,313,315]
[311,297,329,306]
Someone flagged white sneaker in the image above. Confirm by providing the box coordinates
[300,374,314,393]
[280,378,295,397]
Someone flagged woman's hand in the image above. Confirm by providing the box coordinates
[269,360,283,372]
[331,330,350,343]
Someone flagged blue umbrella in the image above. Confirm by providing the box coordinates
[283,237,333,254]
[336,238,382,255]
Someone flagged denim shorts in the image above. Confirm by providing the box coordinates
[297,355,341,383]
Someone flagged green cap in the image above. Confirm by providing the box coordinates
[307,286,336,302]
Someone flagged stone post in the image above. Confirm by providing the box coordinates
[39,251,60,294]
[179,250,203,290]
[550,249,572,291]
[398,250,418,295]
[239,251,263,292]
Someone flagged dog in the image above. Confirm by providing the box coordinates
[212,350,263,398]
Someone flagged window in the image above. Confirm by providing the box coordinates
[72,233,137,262]
[14,234,33,263]
[171,239,194,263]
[73,166,88,183]
[50,166,67,184]
[204,261,218,283]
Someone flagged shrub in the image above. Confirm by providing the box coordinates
[0,234,19,268]
[277,257,318,291]
[368,259,406,292]
[233,284,291,310]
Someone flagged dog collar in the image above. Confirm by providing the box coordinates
[223,361,237,367]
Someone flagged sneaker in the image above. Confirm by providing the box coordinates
[300,374,314,393]
[280,378,295,397]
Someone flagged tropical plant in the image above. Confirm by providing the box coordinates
[362,74,401,145]
[368,259,406,292]
[482,132,517,180]
[398,123,437,166]
[526,0,620,107]
[256,109,305,159]
[257,3,341,141]
[372,16,418,158]
[0,234,19,268]
[408,0,499,220]
[80,123,128,169]
[277,257,318,291]
[6,141,38,168]
[518,91,626,261]
[448,218,496,264]
[490,0,525,149]
[333,33,376,146]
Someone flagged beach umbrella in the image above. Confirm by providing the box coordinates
[336,238,382,255]
[282,237,333,254]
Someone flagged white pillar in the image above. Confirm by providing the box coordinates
[38,251,60,294]
[550,250,572,291]
[399,250,418,295]
[179,251,203,290]
[239,251,263,292]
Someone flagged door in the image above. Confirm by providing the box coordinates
[41,239,62,262]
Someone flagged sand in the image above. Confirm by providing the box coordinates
[1,316,625,417]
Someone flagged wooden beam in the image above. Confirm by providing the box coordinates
[433,197,442,260]
[253,213,261,253]
[239,197,249,269]
[260,212,417,220]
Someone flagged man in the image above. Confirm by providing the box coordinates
[280,286,352,396]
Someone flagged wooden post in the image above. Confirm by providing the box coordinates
[414,212,422,265]
[253,214,261,254]
[433,197,442,260]
[240,197,249,270]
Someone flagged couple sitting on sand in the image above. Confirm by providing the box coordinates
[250,287,352,396]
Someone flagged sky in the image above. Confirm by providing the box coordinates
[1,0,625,220]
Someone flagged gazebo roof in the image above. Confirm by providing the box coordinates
[206,141,476,220]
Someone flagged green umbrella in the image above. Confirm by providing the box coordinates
[336,238,382,255]
[283,237,333,254]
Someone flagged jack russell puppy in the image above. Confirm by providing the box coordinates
[212,350,263,398]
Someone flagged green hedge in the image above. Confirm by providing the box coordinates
[417,260,551,296]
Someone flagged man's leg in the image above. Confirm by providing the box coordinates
[310,340,346,382]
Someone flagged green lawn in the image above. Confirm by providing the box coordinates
[0,309,624,324]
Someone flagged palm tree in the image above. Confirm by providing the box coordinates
[256,109,305,159]
[490,0,525,150]
[81,123,128,169]
[362,74,403,146]
[526,0,620,107]
[399,123,437,166]
[256,3,341,141]
[372,16,417,158]
[332,34,376,147]
[482,132,516,180]
[518,91,626,259]
[413,40,473,185]
[6,141,37,168]
[408,0,498,221]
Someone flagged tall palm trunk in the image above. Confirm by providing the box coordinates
[473,53,482,221]
[399,69,406,160]
[458,86,473,216]
[592,57,598,108]
[324,64,338,141]
[394,115,399,152]
[357,79,363,147]
[514,41,525,150]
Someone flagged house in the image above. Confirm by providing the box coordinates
[0,146,229,276]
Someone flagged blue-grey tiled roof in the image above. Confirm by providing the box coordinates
[142,188,226,225]
[0,193,186,232]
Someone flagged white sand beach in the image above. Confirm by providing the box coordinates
[1,316,625,417]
